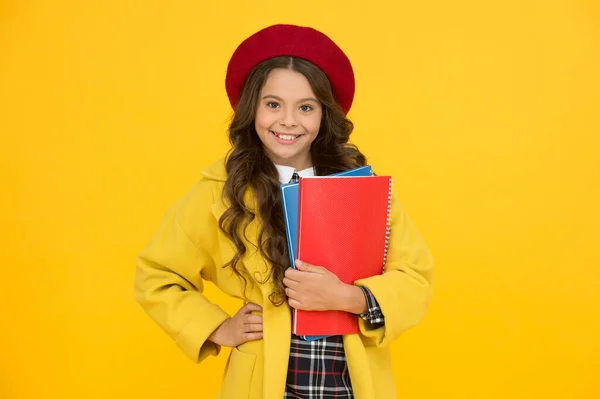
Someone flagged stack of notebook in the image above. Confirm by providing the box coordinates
[280,166,392,338]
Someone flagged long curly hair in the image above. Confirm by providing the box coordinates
[219,56,367,306]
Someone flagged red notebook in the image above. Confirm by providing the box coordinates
[293,175,392,336]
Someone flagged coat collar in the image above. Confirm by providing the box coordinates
[199,158,228,182]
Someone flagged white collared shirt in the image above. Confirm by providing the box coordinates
[274,164,315,184]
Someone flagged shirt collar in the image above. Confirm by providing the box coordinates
[274,164,315,184]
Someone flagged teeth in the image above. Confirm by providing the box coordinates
[274,132,298,141]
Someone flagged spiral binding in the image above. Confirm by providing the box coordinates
[383,177,393,271]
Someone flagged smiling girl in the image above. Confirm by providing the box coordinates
[134,24,434,399]
[255,68,321,170]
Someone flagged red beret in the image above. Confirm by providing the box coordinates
[225,24,355,114]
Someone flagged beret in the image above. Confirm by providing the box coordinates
[225,24,355,114]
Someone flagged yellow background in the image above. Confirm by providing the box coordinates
[1,0,599,398]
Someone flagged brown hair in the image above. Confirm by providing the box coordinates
[219,56,366,306]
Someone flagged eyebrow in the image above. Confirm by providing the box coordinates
[261,94,319,103]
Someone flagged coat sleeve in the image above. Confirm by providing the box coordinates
[134,181,230,363]
[353,195,434,347]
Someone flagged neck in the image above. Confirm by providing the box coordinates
[272,156,312,171]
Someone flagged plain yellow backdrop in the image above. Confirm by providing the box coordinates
[1,0,599,398]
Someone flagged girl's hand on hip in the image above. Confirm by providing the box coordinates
[283,260,366,313]
[208,302,263,347]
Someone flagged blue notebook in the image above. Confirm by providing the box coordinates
[280,165,374,341]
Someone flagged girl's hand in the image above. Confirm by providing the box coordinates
[283,260,367,313]
[208,302,263,347]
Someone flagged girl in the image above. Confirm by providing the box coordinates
[135,24,434,399]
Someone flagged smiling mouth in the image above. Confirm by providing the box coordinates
[271,131,303,141]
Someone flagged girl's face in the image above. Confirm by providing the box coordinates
[255,68,322,171]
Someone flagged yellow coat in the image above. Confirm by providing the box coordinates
[134,159,434,399]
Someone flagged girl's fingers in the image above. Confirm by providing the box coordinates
[287,298,303,310]
[283,277,299,289]
[243,332,263,342]
[245,323,263,332]
[295,259,318,271]
[284,267,303,282]
[242,302,263,314]
[245,314,262,324]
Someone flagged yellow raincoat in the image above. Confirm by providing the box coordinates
[134,159,434,399]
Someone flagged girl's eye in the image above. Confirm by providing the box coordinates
[266,102,280,109]
[299,104,313,112]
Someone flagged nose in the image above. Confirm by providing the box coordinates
[279,108,297,127]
